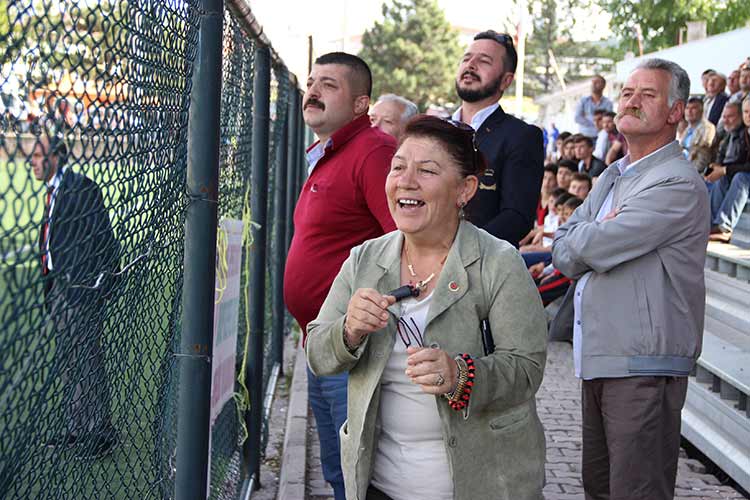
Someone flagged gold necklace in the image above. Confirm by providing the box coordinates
[403,243,448,289]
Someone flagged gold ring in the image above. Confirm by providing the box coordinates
[435,374,445,386]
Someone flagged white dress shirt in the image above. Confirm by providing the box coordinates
[451,102,500,131]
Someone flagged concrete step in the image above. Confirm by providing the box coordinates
[683,378,750,494]
[705,268,750,311]
[705,295,750,339]
[705,241,750,282]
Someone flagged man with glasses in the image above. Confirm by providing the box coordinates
[452,30,544,247]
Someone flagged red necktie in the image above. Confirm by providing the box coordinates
[41,187,52,275]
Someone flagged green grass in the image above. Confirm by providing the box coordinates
[0,156,201,498]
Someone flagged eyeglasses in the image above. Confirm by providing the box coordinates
[445,119,478,153]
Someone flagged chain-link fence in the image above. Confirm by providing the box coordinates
[0,1,305,498]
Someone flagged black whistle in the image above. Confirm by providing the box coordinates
[387,284,420,302]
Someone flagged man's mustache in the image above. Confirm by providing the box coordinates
[459,71,481,83]
[304,98,325,111]
[617,107,646,121]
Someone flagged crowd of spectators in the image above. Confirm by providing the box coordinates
[523,58,750,306]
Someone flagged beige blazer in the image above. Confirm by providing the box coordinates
[306,221,548,500]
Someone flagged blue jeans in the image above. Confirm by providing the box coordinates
[307,368,348,500]
[710,172,750,232]
[522,251,552,268]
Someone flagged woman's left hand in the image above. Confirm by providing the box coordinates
[405,346,458,395]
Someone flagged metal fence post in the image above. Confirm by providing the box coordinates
[297,92,307,194]
[176,0,223,498]
[270,74,289,370]
[285,87,300,253]
[244,43,271,489]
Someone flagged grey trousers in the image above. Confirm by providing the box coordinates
[582,376,688,500]
[48,288,112,436]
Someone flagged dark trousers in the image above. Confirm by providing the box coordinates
[49,286,113,436]
[582,376,688,500]
[307,367,348,500]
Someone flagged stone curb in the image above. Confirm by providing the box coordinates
[276,340,308,500]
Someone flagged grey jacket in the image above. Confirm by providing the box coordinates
[552,141,710,379]
[307,221,548,500]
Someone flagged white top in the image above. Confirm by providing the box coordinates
[542,211,559,247]
[370,292,453,500]
[44,165,68,271]
[451,102,500,131]
[572,142,673,377]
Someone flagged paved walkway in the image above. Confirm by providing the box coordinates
[302,341,747,500]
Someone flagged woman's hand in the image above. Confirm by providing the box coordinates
[405,346,458,395]
[344,288,395,347]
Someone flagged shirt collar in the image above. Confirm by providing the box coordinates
[305,114,373,174]
[452,102,500,131]
[617,141,674,175]
[46,165,68,190]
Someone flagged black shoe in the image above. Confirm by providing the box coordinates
[46,434,78,448]
[74,433,118,460]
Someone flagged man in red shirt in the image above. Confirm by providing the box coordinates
[283,52,396,500]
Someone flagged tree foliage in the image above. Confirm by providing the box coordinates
[523,0,619,96]
[599,0,750,53]
[359,0,462,110]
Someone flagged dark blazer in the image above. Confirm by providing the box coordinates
[466,106,544,247]
[707,92,729,126]
[41,169,120,304]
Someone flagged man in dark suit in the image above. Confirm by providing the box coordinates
[704,71,729,126]
[31,132,120,459]
[452,30,544,246]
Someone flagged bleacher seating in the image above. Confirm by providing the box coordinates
[682,204,750,493]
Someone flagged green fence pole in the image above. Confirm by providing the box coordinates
[244,43,271,488]
[175,0,223,498]
[285,87,299,253]
[270,73,289,370]
[297,92,307,196]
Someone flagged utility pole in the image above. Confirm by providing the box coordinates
[515,0,527,117]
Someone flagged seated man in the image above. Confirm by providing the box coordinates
[568,172,592,200]
[705,99,750,242]
[678,96,716,173]
[530,196,584,306]
[574,135,607,178]
[556,159,576,191]
[521,191,572,262]
[594,111,617,161]
[520,164,559,246]
[561,135,577,161]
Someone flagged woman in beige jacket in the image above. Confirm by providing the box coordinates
[306,115,548,500]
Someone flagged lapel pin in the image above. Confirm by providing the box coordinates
[448,281,459,292]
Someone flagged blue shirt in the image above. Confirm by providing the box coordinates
[575,95,613,138]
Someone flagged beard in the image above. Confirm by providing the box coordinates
[455,72,503,103]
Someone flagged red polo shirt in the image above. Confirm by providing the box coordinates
[284,114,397,337]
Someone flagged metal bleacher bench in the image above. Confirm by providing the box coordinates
[684,203,750,493]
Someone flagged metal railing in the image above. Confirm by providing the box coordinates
[0,0,306,498]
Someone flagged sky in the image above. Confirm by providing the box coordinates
[248,0,612,83]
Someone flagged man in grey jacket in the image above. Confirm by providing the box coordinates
[552,59,710,500]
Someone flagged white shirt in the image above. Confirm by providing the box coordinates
[44,166,68,271]
[371,292,453,500]
[305,138,333,175]
[451,102,500,131]
[572,142,673,378]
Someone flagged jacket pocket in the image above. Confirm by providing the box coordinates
[489,404,531,434]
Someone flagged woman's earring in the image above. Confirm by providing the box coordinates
[458,201,466,219]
